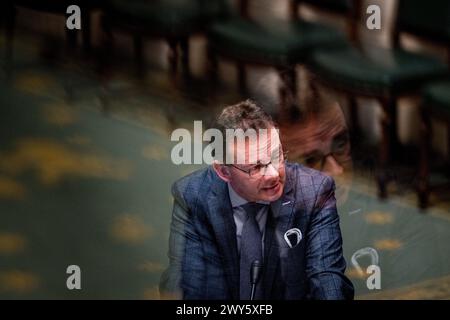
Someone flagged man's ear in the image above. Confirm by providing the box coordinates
[213,160,231,182]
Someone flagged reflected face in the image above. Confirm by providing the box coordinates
[280,103,353,204]
[294,125,351,176]
[215,127,286,203]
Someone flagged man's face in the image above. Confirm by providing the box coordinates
[215,127,286,203]
[282,103,352,172]
[290,123,351,176]
[280,103,352,204]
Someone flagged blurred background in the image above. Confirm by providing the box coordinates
[0,0,450,299]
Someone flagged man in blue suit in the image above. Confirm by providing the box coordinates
[160,100,354,300]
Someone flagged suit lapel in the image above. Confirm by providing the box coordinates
[207,172,240,300]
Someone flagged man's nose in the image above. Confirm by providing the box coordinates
[262,163,280,177]
[322,155,344,176]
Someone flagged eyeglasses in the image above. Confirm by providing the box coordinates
[229,151,288,179]
[299,132,350,170]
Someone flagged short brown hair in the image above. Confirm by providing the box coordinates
[215,100,275,133]
[213,100,276,164]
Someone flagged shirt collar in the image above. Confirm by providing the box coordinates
[227,183,270,208]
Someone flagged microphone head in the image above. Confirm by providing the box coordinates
[251,260,262,268]
[250,260,263,284]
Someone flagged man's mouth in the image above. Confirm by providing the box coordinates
[262,182,281,193]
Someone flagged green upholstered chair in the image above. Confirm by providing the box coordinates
[307,0,450,198]
[418,81,450,208]
[206,0,351,111]
[101,0,227,77]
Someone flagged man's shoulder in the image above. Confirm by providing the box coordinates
[171,166,216,203]
[286,162,335,199]
[287,162,333,185]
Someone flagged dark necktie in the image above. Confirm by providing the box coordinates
[239,202,266,300]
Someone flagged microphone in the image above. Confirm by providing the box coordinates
[250,260,263,300]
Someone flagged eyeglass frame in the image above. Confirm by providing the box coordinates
[227,151,289,179]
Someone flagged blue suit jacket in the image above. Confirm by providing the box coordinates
[160,163,354,300]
